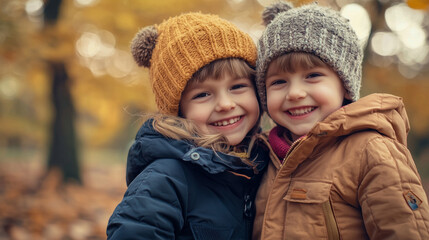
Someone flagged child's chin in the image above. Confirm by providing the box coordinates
[225,136,243,147]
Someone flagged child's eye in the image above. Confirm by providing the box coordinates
[306,73,322,78]
[231,84,247,90]
[270,79,287,86]
[192,92,210,99]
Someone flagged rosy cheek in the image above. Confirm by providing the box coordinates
[188,114,206,124]
[186,107,211,124]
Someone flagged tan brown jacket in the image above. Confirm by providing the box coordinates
[253,93,429,240]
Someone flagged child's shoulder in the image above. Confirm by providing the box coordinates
[337,129,388,150]
[339,129,409,164]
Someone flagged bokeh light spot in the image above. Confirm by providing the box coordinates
[340,3,371,47]
[371,32,401,56]
[398,24,426,49]
[385,3,425,32]
[25,0,43,16]
[76,32,101,58]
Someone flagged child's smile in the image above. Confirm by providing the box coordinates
[181,73,259,146]
[266,64,347,141]
[211,116,242,127]
[286,106,317,117]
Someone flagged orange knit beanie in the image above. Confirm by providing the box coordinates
[131,13,257,115]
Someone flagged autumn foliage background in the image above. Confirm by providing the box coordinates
[1,0,429,239]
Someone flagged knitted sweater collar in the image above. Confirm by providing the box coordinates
[268,126,293,161]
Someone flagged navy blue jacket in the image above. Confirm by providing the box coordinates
[107,120,268,240]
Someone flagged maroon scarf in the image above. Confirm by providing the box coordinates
[268,126,291,162]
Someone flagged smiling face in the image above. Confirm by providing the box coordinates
[265,53,349,141]
[180,73,259,146]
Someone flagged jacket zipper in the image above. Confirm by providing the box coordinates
[244,193,254,240]
[322,200,340,240]
[280,136,307,168]
[279,135,340,240]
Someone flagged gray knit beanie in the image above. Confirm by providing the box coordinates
[256,1,363,111]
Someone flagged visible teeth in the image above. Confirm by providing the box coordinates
[288,107,315,116]
[213,117,241,126]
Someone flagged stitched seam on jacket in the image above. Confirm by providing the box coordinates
[357,134,378,186]
[113,168,154,218]
[358,136,390,236]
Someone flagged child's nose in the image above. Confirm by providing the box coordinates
[215,95,236,112]
[286,83,306,101]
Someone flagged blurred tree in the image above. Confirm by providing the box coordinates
[43,0,81,183]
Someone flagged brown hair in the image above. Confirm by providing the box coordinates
[151,114,228,151]
[269,52,328,74]
[190,57,255,84]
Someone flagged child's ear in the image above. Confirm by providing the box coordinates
[344,91,352,100]
[342,92,353,106]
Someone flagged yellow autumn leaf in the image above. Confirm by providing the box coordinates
[407,0,429,10]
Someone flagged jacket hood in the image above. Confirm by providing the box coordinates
[311,93,410,145]
[126,119,265,186]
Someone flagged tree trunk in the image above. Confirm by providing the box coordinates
[47,62,81,183]
[44,0,81,183]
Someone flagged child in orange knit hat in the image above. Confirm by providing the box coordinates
[107,12,268,239]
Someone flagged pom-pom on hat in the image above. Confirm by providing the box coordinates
[256,1,363,111]
[131,13,257,116]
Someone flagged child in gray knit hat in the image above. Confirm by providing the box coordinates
[253,1,429,239]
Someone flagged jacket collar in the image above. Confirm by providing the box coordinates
[310,93,409,144]
[126,119,267,185]
[272,93,409,177]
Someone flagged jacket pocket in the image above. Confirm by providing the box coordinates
[283,180,339,240]
[190,223,234,240]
